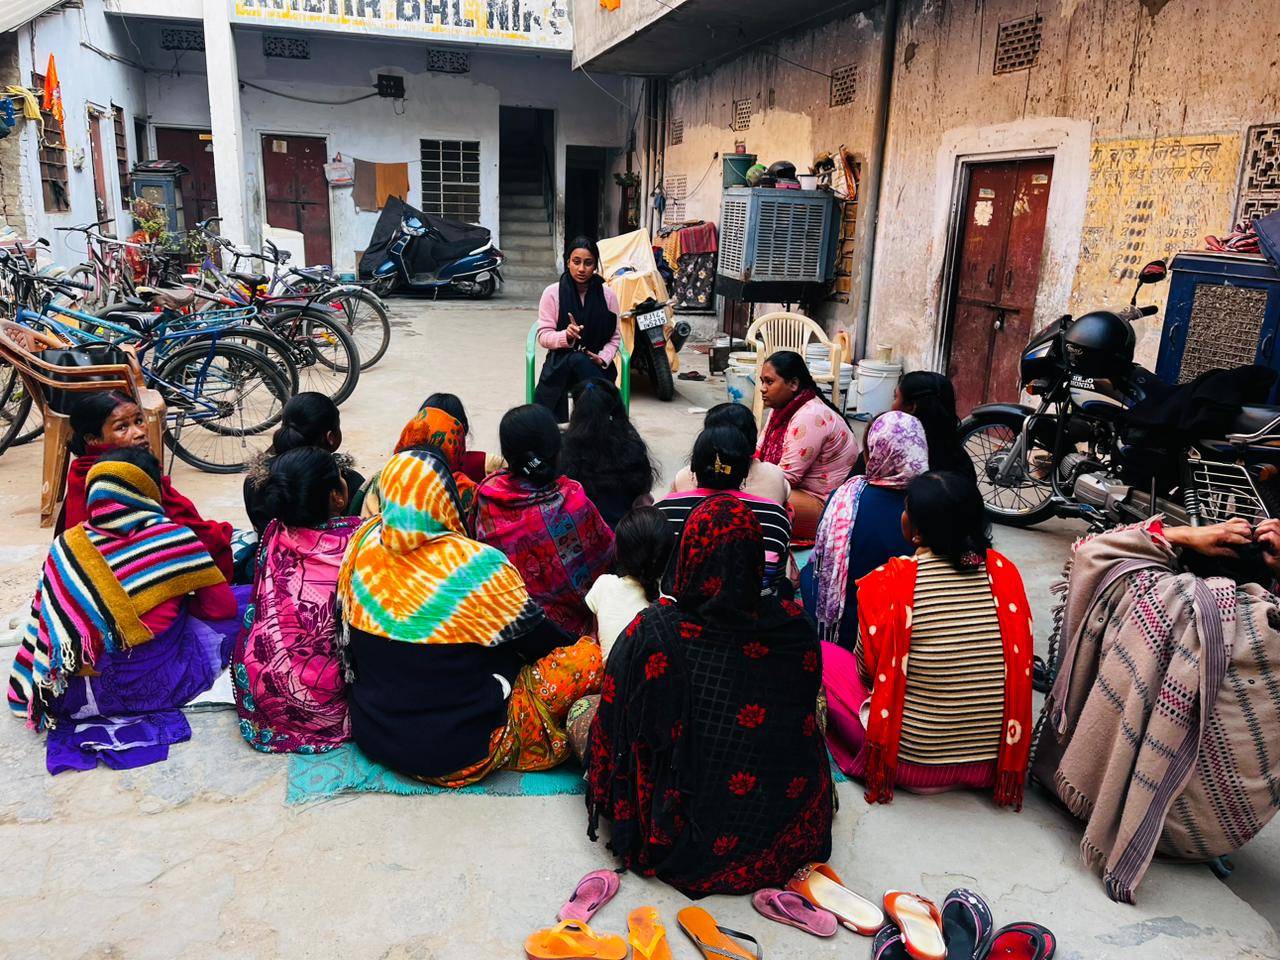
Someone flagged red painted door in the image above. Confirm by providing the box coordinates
[260,134,332,267]
[946,158,1054,415]
[154,127,218,228]
[87,109,112,231]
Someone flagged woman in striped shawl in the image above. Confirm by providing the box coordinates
[7,449,241,774]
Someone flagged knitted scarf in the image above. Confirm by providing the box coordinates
[8,459,225,730]
[811,412,929,640]
[338,449,544,646]
[757,388,818,465]
[855,550,1033,809]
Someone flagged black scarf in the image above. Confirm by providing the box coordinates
[585,494,832,898]
[557,272,616,355]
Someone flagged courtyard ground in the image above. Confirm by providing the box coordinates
[0,299,1276,959]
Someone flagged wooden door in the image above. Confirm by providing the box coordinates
[87,109,111,231]
[946,158,1054,414]
[154,127,218,227]
[260,134,332,266]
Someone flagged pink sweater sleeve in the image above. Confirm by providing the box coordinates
[597,286,622,364]
[535,285,570,351]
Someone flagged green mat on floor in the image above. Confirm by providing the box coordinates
[285,743,587,804]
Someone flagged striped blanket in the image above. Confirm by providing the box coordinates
[7,459,224,730]
[1033,520,1280,903]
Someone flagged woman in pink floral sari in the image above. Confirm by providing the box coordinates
[233,448,360,753]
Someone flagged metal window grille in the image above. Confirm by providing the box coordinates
[669,117,684,146]
[31,72,68,212]
[111,104,128,192]
[1236,123,1280,223]
[160,27,205,51]
[731,98,752,132]
[426,48,470,73]
[263,35,311,59]
[829,64,857,106]
[994,14,1043,74]
[665,175,687,223]
[420,139,481,222]
[1178,283,1269,384]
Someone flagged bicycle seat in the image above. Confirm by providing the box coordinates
[230,271,269,288]
[1226,405,1280,440]
[136,286,197,311]
[292,267,328,283]
[100,308,165,334]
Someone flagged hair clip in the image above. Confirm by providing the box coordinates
[712,453,733,475]
[520,455,543,477]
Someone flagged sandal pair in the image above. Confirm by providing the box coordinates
[526,908,674,960]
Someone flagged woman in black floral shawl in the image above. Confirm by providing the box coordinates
[586,493,832,897]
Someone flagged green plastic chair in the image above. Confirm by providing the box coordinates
[525,323,631,411]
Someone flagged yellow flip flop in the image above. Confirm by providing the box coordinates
[524,920,628,960]
[628,906,673,960]
[676,907,761,960]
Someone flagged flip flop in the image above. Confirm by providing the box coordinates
[786,862,885,935]
[751,888,838,937]
[883,891,946,960]
[676,906,762,960]
[872,924,911,960]
[987,922,1056,959]
[557,869,620,923]
[524,920,628,960]
[941,888,995,959]
[628,906,673,960]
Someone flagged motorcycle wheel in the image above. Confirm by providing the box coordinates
[469,276,497,300]
[649,345,675,402]
[960,412,1056,527]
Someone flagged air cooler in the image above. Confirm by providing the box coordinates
[715,187,838,302]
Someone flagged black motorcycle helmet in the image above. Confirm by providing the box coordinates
[1063,310,1135,379]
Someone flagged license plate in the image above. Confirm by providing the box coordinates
[475,271,491,283]
[636,309,666,331]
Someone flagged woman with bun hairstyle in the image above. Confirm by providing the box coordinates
[474,404,615,637]
[59,390,235,580]
[243,392,363,533]
[233,447,362,753]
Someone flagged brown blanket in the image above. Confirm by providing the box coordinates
[1033,520,1280,903]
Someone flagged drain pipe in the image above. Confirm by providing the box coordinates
[851,0,900,361]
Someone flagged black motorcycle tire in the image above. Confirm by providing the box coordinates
[960,411,1056,528]
[649,345,675,402]
[469,276,496,300]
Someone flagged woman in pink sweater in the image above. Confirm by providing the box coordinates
[533,236,622,423]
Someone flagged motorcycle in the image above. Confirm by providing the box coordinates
[624,297,691,402]
[359,196,503,299]
[960,259,1280,531]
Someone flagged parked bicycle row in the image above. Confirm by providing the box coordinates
[0,219,393,474]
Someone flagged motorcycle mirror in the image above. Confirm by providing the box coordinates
[1137,260,1167,284]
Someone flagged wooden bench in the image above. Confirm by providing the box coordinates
[0,319,166,527]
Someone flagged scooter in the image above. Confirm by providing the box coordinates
[360,197,504,299]
[625,297,691,402]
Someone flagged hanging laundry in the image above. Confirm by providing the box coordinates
[4,85,41,120]
[42,54,63,125]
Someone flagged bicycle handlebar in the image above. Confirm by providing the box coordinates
[54,218,115,233]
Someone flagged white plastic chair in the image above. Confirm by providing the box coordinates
[745,312,849,423]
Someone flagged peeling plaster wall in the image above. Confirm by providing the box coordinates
[140,28,629,274]
[660,8,885,327]
[872,0,1280,370]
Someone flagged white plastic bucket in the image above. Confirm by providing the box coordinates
[726,360,757,407]
[798,174,818,190]
[853,360,902,416]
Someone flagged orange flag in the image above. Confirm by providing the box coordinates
[42,53,63,125]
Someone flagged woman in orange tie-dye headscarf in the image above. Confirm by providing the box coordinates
[338,448,601,785]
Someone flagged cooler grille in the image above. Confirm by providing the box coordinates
[751,198,827,281]
[1178,283,1268,383]
[719,195,749,277]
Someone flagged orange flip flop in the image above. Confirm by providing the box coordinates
[628,906,673,960]
[676,907,761,959]
[524,920,628,960]
[787,862,884,935]
[884,891,946,960]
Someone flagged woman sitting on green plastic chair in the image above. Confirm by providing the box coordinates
[533,236,622,424]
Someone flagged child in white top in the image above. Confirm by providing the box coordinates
[586,506,671,659]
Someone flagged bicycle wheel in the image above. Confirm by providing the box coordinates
[193,326,301,395]
[328,288,391,370]
[64,264,105,311]
[279,306,361,406]
[0,359,31,456]
[156,341,292,474]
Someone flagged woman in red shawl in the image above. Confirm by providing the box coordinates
[58,391,234,580]
[824,470,1033,808]
[474,404,615,638]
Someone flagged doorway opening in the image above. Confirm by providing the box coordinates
[942,156,1055,415]
[154,127,217,229]
[565,146,606,243]
[499,106,555,298]
[87,106,111,232]
[260,133,333,267]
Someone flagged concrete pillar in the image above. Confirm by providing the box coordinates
[201,0,249,246]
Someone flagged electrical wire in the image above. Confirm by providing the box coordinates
[577,64,662,123]
[239,80,381,105]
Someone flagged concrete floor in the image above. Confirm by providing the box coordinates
[0,299,1277,959]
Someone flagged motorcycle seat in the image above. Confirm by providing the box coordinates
[230,271,269,288]
[1226,405,1280,439]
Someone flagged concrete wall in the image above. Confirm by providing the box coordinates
[0,33,28,236]
[571,0,690,69]
[15,0,149,260]
[139,28,630,273]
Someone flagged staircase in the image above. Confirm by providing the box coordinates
[498,148,554,302]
